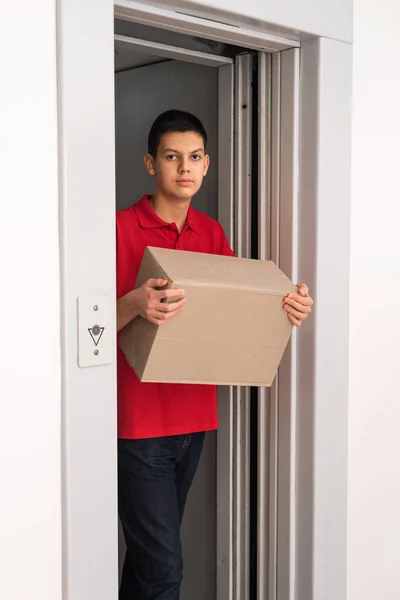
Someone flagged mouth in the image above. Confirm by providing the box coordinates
[176,179,194,184]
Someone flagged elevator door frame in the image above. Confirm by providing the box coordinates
[60,16,296,600]
[57,3,351,600]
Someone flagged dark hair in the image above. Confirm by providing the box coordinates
[148,110,208,158]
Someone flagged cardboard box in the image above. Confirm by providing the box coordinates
[119,247,297,386]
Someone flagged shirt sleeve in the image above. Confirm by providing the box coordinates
[116,218,124,300]
[217,223,236,257]
[116,211,136,300]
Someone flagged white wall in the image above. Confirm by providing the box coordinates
[0,2,62,600]
[348,1,400,599]
[147,0,353,43]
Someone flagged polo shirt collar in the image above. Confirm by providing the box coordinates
[135,195,200,234]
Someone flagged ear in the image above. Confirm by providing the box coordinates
[144,153,156,176]
[203,154,210,176]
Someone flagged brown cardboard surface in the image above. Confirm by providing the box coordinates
[119,247,297,386]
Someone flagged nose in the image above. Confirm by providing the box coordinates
[178,158,190,173]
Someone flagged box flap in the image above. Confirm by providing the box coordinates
[147,247,296,295]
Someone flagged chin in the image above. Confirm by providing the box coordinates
[172,188,197,200]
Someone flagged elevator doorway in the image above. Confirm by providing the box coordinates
[112,21,298,600]
[113,24,256,599]
[114,49,221,600]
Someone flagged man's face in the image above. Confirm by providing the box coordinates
[145,131,210,201]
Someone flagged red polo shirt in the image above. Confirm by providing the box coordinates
[116,195,235,439]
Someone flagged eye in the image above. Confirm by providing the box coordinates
[192,154,201,161]
[166,154,177,161]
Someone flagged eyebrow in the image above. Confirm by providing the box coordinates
[163,148,204,154]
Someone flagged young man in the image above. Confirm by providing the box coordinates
[116,110,313,600]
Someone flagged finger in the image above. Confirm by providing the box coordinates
[286,293,313,307]
[283,304,309,320]
[150,306,185,325]
[296,283,309,296]
[147,278,169,289]
[152,302,186,317]
[283,297,312,312]
[158,288,185,302]
[288,313,302,327]
[156,298,187,313]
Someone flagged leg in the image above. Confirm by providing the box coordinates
[176,432,206,524]
[118,435,184,600]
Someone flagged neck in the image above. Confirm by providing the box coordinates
[150,192,191,233]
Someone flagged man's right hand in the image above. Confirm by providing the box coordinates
[131,278,186,326]
[117,278,186,331]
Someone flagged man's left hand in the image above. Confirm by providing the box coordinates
[283,284,313,327]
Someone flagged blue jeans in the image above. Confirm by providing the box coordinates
[118,432,206,600]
